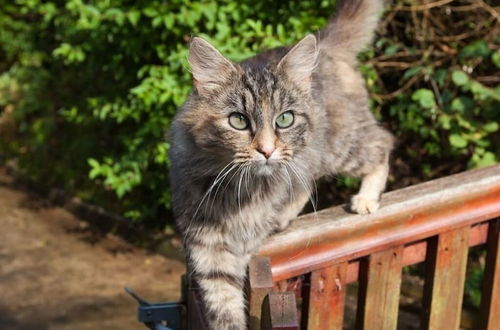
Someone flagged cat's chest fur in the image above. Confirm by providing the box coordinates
[189,173,305,252]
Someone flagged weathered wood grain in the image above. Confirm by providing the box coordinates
[248,256,274,330]
[421,227,470,330]
[357,247,403,330]
[479,218,499,330]
[307,262,348,330]
[261,292,299,330]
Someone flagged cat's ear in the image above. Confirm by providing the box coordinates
[189,37,237,94]
[278,34,318,92]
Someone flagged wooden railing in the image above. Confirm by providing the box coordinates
[188,164,500,329]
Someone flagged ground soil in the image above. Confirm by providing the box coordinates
[0,168,185,330]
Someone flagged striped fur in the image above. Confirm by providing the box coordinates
[169,1,393,328]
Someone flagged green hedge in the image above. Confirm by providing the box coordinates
[0,0,499,228]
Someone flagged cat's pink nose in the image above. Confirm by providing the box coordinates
[257,144,275,159]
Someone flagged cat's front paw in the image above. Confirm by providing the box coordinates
[350,194,379,215]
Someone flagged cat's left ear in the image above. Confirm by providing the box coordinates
[189,37,238,94]
[278,34,318,92]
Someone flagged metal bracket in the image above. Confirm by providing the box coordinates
[125,287,185,330]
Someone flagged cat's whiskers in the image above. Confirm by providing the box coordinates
[283,161,320,261]
[202,164,238,220]
[237,165,246,218]
[295,162,318,212]
[286,162,316,211]
[206,163,244,214]
[192,161,237,223]
[282,164,295,204]
[244,165,252,197]
[204,153,249,211]
[220,163,245,200]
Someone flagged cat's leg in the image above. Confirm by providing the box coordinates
[350,162,388,214]
[340,125,394,215]
[186,229,250,330]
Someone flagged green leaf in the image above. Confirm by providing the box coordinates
[143,7,158,17]
[449,134,468,148]
[433,69,447,87]
[384,44,400,55]
[402,66,422,81]
[127,10,141,26]
[475,151,497,168]
[459,40,490,58]
[88,158,99,168]
[88,158,101,179]
[452,71,469,86]
[483,122,499,133]
[450,96,473,113]
[470,81,500,102]
[411,88,436,109]
[438,114,451,130]
[163,15,174,29]
[492,51,500,68]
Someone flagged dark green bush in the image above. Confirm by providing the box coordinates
[0,0,498,229]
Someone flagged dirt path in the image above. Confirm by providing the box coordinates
[0,169,185,330]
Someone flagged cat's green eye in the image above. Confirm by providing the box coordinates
[276,111,294,129]
[229,112,249,130]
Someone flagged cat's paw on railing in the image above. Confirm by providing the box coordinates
[350,194,380,214]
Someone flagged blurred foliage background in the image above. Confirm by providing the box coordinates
[0,0,499,222]
[0,0,498,311]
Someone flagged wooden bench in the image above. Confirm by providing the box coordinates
[188,164,500,329]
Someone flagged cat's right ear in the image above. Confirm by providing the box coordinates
[189,37,237,94]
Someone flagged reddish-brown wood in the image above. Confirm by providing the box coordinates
[261,292,299,330]
[356,247,403,330]
[259,165,500,282]
[248,256,274,330]
[479,218,500,330]
[469,221,489,246]
[421,227,470,330]
[307,262,348,330]
[344,222,488,284]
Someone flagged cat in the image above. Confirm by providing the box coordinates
[169,0,394,328]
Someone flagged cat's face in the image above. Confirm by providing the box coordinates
[181,36,318,176]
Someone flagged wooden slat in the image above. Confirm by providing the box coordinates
[307,262,348,330]
[421,227,470,330]
[248,256,274,330]
[356,247,403,330]
[261,292,299,330]
[479,218,500,330]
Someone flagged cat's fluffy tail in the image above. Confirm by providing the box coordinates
[320,0,385,59]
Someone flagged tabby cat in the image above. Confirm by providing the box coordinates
[169,0,394,328]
